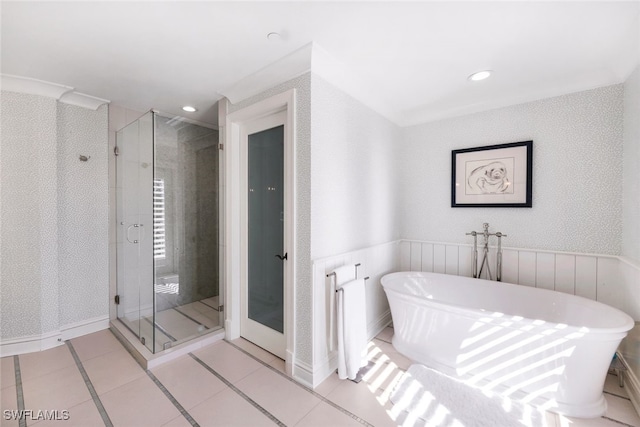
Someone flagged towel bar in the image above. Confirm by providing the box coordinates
[326,263,366,352]
[336,276,369,293]
[326,263,361,278]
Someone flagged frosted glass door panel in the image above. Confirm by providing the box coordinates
[248,125,284,333]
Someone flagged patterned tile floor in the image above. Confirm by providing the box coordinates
[1,327,639,426]
[118,297,221,352]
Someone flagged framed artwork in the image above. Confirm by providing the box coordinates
[451,140,532,208]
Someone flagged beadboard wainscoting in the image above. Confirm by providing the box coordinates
[311,241,398,387]
[311,239,640,388]
[399,240,640,321]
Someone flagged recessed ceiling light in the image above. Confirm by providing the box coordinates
[468,70,492,82]
[267,32,282,41]
[182,106,197,112]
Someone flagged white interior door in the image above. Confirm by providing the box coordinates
[240,110,287,359]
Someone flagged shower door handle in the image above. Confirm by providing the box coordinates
[126,224,144,244]
[275,253,288,261]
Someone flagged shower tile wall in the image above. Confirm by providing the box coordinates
[154,117,219,312]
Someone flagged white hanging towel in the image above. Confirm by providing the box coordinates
[332,265,357,286]
[336,278,368,380]
[329,264,359,352]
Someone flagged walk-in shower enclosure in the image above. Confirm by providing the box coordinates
[115,111,221,353]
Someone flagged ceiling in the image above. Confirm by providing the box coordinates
[2,1,639,127]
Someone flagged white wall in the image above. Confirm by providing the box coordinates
[57,103,109,326]
[1,90,109,354]
[1,92,59,340]
[623,65,640,264]
[400,85,624,255]
[310,74,401,259]
[308,75,402,385]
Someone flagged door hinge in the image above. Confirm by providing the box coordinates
[114,295,120,305]
[218,143,224,150]
[218,304,224,312]
[114,146,120,156]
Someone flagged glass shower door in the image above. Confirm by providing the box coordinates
[116,111,222,354]
[152,114,222,349]
[116,112,155,352]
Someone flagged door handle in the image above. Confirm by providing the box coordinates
[275,253,288,261]
[126,223,143,244]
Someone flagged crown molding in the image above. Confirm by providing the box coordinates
[59,91,110,110]
[2,74,73,99]
[1,74,109,110]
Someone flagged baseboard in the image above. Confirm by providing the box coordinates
[0,330,62,357]
[61,315,109,341]
[312,351,338,388]
[0,315,110,357]
[292,356,314,389]
[368,309,392,340]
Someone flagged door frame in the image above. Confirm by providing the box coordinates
[223,89,296,375]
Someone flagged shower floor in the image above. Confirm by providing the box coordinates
[120,296,221,352]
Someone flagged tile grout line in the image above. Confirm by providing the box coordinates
[601,415,637,427]
[197,300,219,311]
[146,370,200,427]
[142,316,178,343]
[172,307,210,330]
[13,355,27,427]
[187,353,286,427]
[225,341,374,427]
[604,390,632,401]
[65,341,114,427]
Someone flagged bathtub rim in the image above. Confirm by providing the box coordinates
[381,271,635,334]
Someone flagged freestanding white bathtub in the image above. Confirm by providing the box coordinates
[381,271,634,418]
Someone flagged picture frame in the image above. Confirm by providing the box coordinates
[451,140,532,208]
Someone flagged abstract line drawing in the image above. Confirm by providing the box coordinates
[452,140,532,208]
[466,160,511,194]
